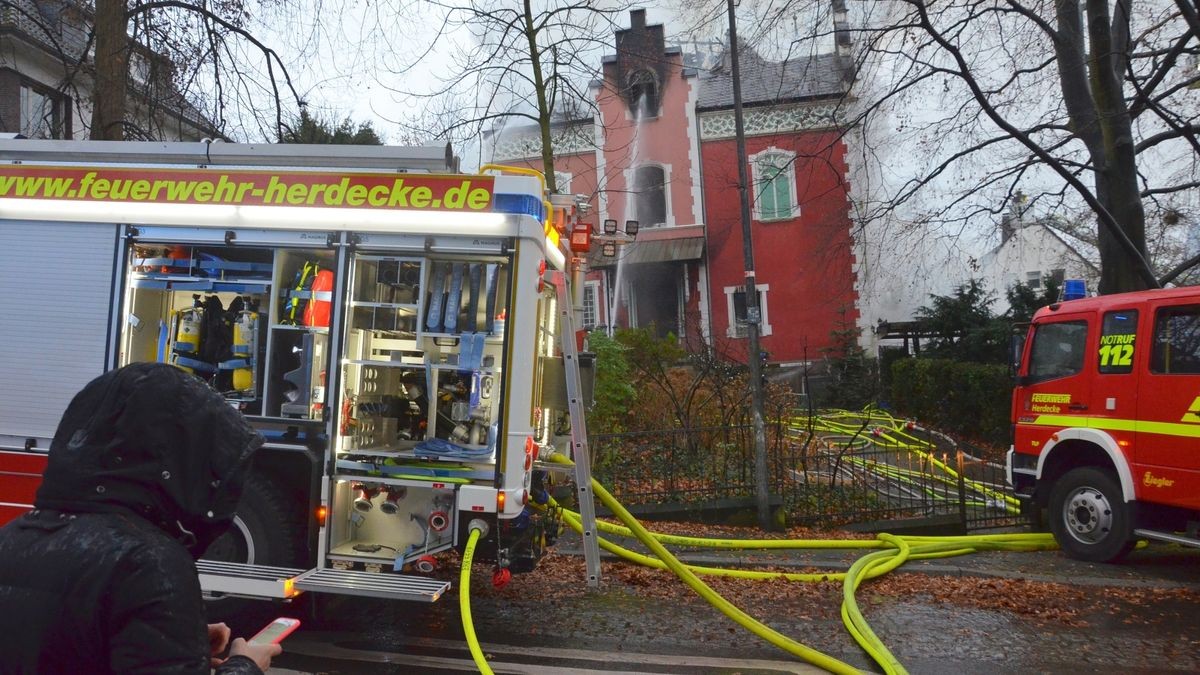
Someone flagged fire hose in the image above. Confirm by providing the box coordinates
[460,519,493,675]
[455,448,1057,674]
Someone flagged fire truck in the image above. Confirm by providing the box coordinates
[0,139,603,605]
[1008,285,1200,561]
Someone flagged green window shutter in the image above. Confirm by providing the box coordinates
[772,164,790,218]
[756,162,776,219]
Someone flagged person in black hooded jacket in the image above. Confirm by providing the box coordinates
[0,363,282,674]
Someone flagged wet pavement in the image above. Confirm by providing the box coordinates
[271,529,1200,674]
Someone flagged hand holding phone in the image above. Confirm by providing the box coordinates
[248,617,301,645]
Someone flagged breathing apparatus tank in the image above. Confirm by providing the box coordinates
[303,269,334,328]
[170,295,205,374]
[230,298,259,393]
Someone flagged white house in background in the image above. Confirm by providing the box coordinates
[1,0,218,140]
[977,202,1099,313]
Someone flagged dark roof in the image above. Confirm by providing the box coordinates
[697,47,847,110]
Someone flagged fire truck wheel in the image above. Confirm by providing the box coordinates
[1048,467,1135,563]
[202,474,305,629]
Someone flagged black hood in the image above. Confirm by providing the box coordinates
[35,363,263,557]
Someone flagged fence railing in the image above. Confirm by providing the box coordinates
[589,423,1025,531]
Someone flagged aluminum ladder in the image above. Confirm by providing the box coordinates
[554,272,602,587]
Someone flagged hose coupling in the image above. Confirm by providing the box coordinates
[468,518,490,538]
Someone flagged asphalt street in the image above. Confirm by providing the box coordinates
[268,530,1200,674]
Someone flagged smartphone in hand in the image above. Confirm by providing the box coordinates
[247,617,301,645]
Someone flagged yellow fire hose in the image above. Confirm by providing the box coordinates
[455,443,1057,674]
[460,521,494,675]
[540,452,1056,675]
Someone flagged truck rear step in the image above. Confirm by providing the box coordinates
[197,560,306,599]
[1134,529,1200,549]
[292,567,449,602]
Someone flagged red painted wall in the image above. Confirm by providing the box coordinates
[701,130,858,363]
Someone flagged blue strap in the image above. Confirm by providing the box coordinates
[172,355,216,374]
[157,320,169,363]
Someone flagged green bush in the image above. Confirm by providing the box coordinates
[890,358,1011,449]
[587,331,636,433]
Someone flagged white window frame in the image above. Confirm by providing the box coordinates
[582,280,600,329]
[622,162,674,228]
[554,171,573,194]
[723,284,773,338]
[20,84,59,139]
[1026,270,1042,290]
[748,147,798,222]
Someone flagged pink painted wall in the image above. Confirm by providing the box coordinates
[596,57,699,229]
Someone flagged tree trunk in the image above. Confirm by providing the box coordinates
[1087,0,1149,293]
[523,0,556,193]
[91,0,129,140]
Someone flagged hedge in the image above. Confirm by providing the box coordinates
[889,358,1012,449]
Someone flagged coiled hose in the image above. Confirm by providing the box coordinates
[545,451,1057,675]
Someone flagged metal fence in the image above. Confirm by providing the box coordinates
[589,423,1026,532]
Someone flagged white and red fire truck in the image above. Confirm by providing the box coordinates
[0,139,599,604]
[1008,285,1200,561]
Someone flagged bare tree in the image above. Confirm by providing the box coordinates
[679,0,1200,293]
[1,0,304,141]
[92,0,304,141]
[389,0,630,192]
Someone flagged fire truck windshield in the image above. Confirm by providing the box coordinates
[1027,320,1087,383]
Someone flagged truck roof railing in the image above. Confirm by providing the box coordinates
[0,139,457,173]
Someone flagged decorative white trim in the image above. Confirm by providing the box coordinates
[684,78,703,225]
[698,262,712,347]
[593,104,609,224]
[554,171,573,194]
[723,283,773,338]
[492,122,594,161]
[699,102,841,140]
[622,162,674,228]
[748,147,798,222]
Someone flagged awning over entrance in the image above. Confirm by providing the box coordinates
[597,224,705,265]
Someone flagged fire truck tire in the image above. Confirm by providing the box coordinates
[202,474,305,628]
[1048,467,1135,563]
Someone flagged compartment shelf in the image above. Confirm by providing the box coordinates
[343,358,425,368]
[350,301,419,310]
[270,324,328,333]
[335,458,493,478]
[130,276,271,293]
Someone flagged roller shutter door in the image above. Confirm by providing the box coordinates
[0,220,119,449]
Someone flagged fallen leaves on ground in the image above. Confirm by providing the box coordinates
[466,545,1199,630]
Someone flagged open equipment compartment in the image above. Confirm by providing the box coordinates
[118,239,336,421]
[326,248,512,571]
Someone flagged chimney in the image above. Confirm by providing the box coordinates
[630,8,646,31]
[832,0,851,58]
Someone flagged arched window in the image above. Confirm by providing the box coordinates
[633,165,666,227]
[626,69,659,118]
[749,147,798,221]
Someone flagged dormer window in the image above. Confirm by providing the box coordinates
[626,69,659,118]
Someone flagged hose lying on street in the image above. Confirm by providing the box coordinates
[544,451,1058,675]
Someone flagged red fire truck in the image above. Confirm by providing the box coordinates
[1008,285,1200,561]
[0,139,606,608]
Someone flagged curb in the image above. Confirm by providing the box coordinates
[554,542,1200,591]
